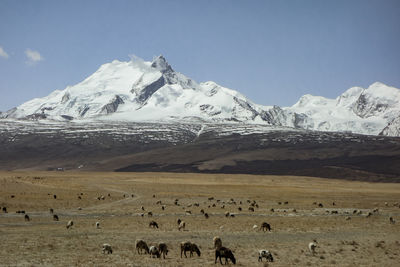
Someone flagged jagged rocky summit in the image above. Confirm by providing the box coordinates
[1,55,400,137]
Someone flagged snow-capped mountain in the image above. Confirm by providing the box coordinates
[1,55,400,137]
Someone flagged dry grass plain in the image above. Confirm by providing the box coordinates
[0,171,399,266]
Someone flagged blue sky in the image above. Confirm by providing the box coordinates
[0,0,399,111]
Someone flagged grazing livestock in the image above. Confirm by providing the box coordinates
[53,214,59,221]
[258,250,274,262]
[180,241,201,258]
[177,218,182,226]
[49,208,54,214]
[2,207,7,213]
[149,246,161,258]
[318,203,323,208]
[24,214,30,221]
[66,220,74,229]
[53,195,57,199]
[204,213,209,219]
[213,236,222,249]
[215,247,236,265]
[147,211,153,217]
[260,222,271,232]
[389,217,396,224]
[309,240,318,255]
[102,243,113,254]
[158,243,168,259]
[225,211,230,217]
[149,220,159,229]
[248,207,254,212]
[95,221,100,229]
[135,239,150,254]
[178,221,186,231]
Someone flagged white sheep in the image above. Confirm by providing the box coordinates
[308,240,318,254]
[102,243,112,254]
[389,216,396,224]
[178,220,186,231]
[95,221,100,229]
[149,245,160,258]
[66,220,73,229]
[258,250,274,262]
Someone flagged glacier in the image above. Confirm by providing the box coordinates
[1,55,400,137]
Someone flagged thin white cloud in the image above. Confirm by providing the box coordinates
[0,46,9,59]
[25,49,43,64]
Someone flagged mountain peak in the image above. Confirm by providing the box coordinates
[151,55,173,73]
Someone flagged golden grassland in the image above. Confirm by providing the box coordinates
[0,171,399,266]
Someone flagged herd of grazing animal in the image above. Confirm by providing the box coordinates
[2,191,398,265]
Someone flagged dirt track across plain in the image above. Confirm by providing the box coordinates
[1,171,399,266]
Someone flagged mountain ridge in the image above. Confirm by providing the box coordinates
[1,55,400,136]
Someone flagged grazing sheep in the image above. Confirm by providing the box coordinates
[49,208,54,214]
[253,225,258,230]
[149,220,159,228]
[238,207,242,211]
[260,222,271,232]
[225,211,230,217]
[102,243,112,254]
[366,212,373,218]
[215,247,236,265]
[141,206,145,211]
[95,221,100,229]
[135,239,150,254]
[309,240,318,254]
[53,195,57,199]
[3,207,7,213]
[158,243,168,259]
[177,218,182,225]
[318,203,323,208]
[66,220,73,229]
[258,250,274,262]
[204,213,209,219]
[24,214,30,221]
[389,217,396,224]
[213,236,222,249]
[149,246,161,258]
[200,209,205,214]
[53,214,59,221]
[178,221,186,231]
[161,205,166,210]
[180,241,201,258]
[147,211,153,217]
[185,210,192,215]
[248,207,254,212]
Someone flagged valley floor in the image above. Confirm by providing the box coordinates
[0,171,399,266]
